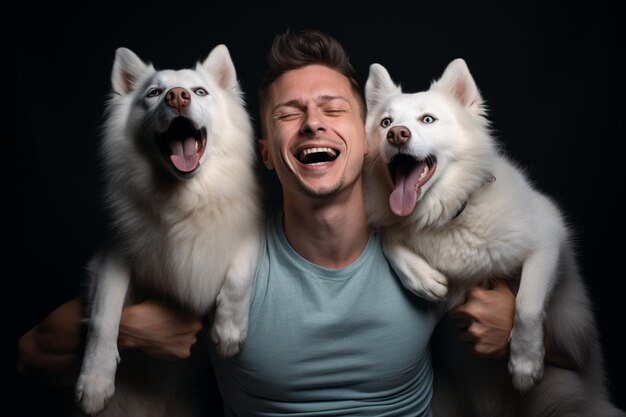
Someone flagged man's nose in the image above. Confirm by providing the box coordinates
[300,107,326,135]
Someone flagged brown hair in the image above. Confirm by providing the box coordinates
[258,29,365,136]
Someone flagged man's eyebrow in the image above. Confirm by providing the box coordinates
[316,95,350,104]
[272,95,351,112]
[272,99,302,112]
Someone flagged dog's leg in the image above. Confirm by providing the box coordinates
[508,242,560,392]
[75,251,130,415]
[211,232,261,357]
[382,232,448,301]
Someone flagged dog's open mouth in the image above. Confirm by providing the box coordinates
[155,117,207,174]
[296,147,339,165]
[388,154,437,216]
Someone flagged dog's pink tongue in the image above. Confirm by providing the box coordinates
[389,164,423,216]
[170,137,199,172]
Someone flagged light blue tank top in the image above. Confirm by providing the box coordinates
[210,211,442,416]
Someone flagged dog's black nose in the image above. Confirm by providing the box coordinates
[387,126,411,147]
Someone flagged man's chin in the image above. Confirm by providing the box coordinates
[299,179,343,199]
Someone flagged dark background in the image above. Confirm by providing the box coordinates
[5,2,624,415]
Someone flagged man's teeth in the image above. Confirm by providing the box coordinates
[298,147,337,164]
[300,147,337,158]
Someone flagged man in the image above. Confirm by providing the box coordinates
[17,29,515,416]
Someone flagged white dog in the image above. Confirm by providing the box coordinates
[364,59,624,416]
[74,45,261,416]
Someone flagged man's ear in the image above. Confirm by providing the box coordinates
[258,139,274,170]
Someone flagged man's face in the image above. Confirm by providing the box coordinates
[259,65,367,202]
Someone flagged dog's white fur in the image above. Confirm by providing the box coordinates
[74,45,261,416]
[364,59,624,416]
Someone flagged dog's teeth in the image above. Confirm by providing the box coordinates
[418,165,429,181]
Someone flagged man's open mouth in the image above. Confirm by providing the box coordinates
[296,147,339,165]
[155,116,207,174]
[387,154,437,216]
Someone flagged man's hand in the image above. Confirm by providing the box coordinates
[118,299,204,361]
[450,279,515,358]
[17,297,204,387]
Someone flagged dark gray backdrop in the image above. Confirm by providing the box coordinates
[5,2,624,415]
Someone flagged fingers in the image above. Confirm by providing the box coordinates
[457,322,509,358]
[119,299,204,360]
[449,279,515,359]
[451,279,514,318]
[450,288,486,320]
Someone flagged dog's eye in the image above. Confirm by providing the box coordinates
[381,117,392,128]
[146,88,162,98]
[421,115,436,124]
[194,88,208,96]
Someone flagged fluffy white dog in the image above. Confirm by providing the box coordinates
[364,59,624,416]
[75,45,261,416]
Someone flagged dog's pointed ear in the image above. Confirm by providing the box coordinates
[201,44,240,93]
[431,58,484,115]
[112,48,152,95]
[365,63,402,111]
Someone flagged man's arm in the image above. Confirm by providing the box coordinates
[17,297,204,387]
[17,298,87,386]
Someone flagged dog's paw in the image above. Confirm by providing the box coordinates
[509,360,544,392]
[508,352,544,392]
[211,319,246,358]
[423,270,449,300]
[508,321,545,392]
[402,269,448,301]
[75,372,115,415]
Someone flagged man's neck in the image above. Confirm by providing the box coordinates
[282,187,370,269]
